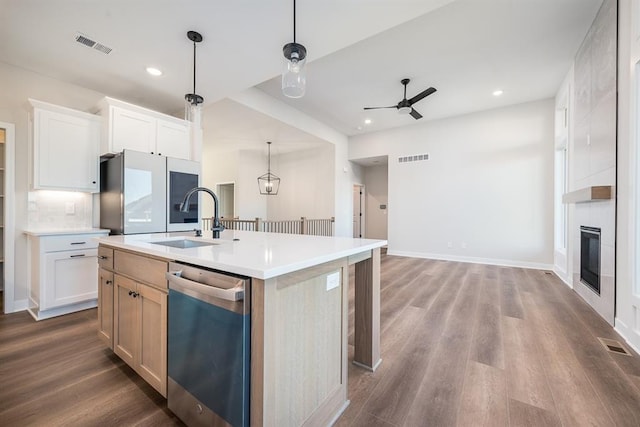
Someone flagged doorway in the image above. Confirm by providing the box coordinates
[353,184,365,238]
[217,182,235,219]
[0,122,15,314]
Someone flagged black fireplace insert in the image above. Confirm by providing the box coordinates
[580,226,601,294]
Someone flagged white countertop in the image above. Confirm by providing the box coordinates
[95,230,387,279]
[24,228,110,237]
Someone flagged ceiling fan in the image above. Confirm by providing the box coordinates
[364,78,437,120]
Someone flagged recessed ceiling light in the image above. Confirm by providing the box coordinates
[493,89,503,97]
[146,67,163,76]
[364,118,372,125]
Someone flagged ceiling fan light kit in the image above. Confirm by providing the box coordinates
[282,0,307,98]
[364,78,437,120]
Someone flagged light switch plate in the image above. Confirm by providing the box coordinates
[326,271,340,291]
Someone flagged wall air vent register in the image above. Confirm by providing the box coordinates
[398,153,429,163]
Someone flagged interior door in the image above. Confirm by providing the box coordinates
[353,185,364,238]
[217,183,235,218]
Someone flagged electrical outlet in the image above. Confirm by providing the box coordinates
[65,202,76,215]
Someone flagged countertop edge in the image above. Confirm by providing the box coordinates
[96,235,386,280]
[24,228,111,237]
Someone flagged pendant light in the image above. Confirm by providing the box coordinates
[282,0,307,98]
[258,141,281,195]
[184,30,204,122]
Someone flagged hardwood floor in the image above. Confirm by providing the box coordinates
[339,257,640,427]
[2,255,640,426]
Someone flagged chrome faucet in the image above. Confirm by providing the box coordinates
[179,187,225,239]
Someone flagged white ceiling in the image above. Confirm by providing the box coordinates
[1,0,602,141]
[258,0,603,136]
[203,99,329,154]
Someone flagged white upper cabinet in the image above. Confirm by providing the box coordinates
[29,99,101,193]
[110,107,156,154]
[99,97,192,160]
[156,118,191,159]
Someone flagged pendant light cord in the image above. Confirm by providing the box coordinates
[192,40,197,95]
[293,0,296,43]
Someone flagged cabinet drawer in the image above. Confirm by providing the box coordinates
[114,250,168,289]
[41,234,102,252]
[98,246,114,269]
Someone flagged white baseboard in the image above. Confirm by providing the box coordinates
[6,298,29,313]
[552,266,573,289]
[387,250,554,271]
[614,318,640,355]
[27,299,97,321]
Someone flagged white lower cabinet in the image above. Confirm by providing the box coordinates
[43,249,99,310]
[26,230,109,320]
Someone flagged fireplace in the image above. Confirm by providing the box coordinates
[580,226,601,294]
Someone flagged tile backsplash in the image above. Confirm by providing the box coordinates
[27,190,94,230]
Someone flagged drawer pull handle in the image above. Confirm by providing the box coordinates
[70,254,85,258]
[99,255,108,260]
[132,292,139,298]
[106,280,113,285]
[128,290,133,296]
[70,242,86,245]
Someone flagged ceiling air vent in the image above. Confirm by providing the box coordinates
[398,153,429,163]
[74,33,113,54]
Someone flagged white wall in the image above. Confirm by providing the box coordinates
[266,146,335,220]
[230,88,354,236]
[615,0,640,352]
[350,99,555,268]
[0,61,106,310]
[200,140,239,218]
[364,164,388,240]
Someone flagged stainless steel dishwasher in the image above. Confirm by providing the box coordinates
[166,261,250,427]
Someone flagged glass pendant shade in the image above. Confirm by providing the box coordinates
[282,43,307,98]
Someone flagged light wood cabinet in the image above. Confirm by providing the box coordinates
[101,245,168,397]
[99,97,191,160]
[97,268,114,348]
[29,99,100,192]
[114,273,167,396]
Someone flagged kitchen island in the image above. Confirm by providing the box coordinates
[95,230,386,427]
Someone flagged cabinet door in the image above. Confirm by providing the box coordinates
[137,283,167,397]
[97,268,114,349]
[114,274,138,367]
[110,107,155,154]
[41,249,98,310]
[33,108,100,192]
[156,119,190,160]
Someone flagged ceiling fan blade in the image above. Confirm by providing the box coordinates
[363,106,397,110]
[408,87,437,105]
[410,108,423,120]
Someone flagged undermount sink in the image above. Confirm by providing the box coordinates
[149,239,219,249]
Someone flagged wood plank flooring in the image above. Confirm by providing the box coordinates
[2,256,640,426]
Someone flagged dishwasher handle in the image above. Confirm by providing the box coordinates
[167,271,244,302]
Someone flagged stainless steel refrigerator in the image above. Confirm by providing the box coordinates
[100,149,200,235]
